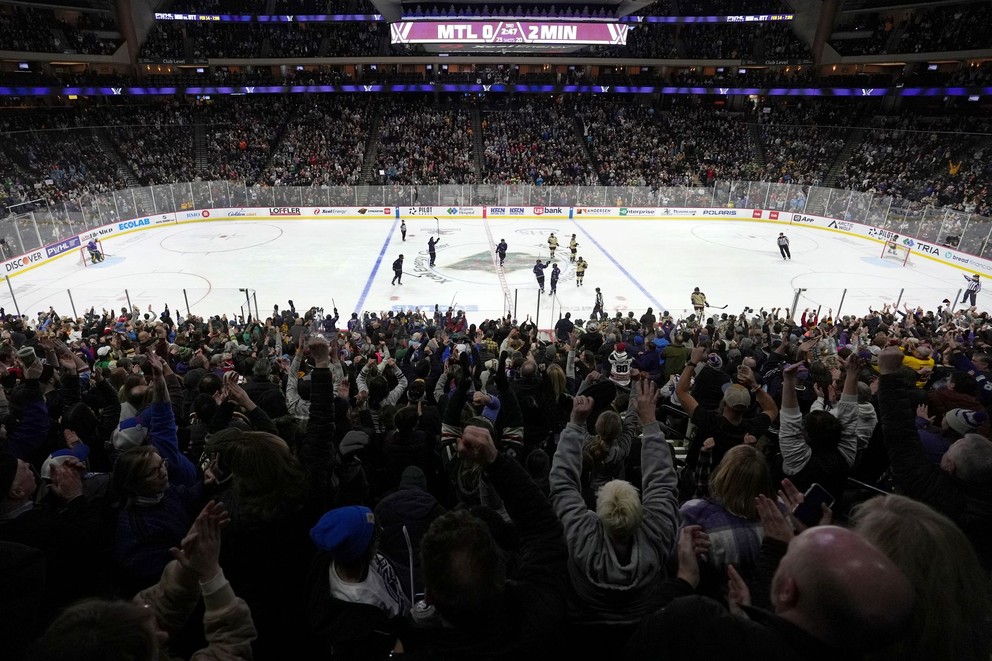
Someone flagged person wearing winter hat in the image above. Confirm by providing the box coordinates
[944,408,986,436]
[609,342,632,387]
[307,505,410,659]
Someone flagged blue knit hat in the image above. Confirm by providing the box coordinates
[310,506,376,563]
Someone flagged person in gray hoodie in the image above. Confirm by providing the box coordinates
[550,374,680,639]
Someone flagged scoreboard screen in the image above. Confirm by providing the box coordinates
[390,21,629,46]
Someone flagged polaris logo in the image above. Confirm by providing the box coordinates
[704,210,737,216]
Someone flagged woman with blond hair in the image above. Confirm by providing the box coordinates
[679,444,773,598]
[851,494,992,661]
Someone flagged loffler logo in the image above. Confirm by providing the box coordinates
[270,207,301,216]
[5,250,43,272]
[791,214,815,223]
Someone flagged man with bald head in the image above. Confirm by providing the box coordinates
[626,526,914,660]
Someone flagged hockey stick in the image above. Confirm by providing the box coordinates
[706,304,729,309]
[434,217,440,235]
[401,271,423,278]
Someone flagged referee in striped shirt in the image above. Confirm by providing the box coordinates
[963,274,981,307]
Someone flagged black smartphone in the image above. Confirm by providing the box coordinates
[792,483,835,527]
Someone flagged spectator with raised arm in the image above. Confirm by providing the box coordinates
[550,375,679,651]
[876,345,992,568]
[33,501,256,660]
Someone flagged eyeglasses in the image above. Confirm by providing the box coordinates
[145,458,168,479]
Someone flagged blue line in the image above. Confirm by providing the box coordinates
[570,219,666,312]
[354,217,399,315]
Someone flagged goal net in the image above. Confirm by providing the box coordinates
[879,241,911,266]
[80,239,105,267]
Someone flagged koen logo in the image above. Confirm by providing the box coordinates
[5,250,44,272]
[270,207,301,216]
[489,207,506,215]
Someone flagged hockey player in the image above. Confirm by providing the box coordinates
[691,287,707,315]
[548,232,558,259]
[392,254,404,285]
[496,239,508,266]
[575,256,588,286]
[550,263,561,295]
[592,287,605,320]
[86,239,104,263]
[887,234,900,255]
[568,234,579,262]
[533,259,550,293]
[427,236,439,267]
[401,220,407,241]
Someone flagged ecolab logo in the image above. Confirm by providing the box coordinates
[791,214,815,223]
[5,250,43,272]
[509,207,525,215]
[119,218,151,230]
[769,211,779,220]
[270,207,301,216]
[490,207,506,215]
[752,210,762,219]
[704,210,737,216]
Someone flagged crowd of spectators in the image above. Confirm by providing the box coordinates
[192,24,269,59]
[830,3,992,56]
[482,100,599,185]
[262,97,371,187]
[756,100,853,186]
[200,97,293,184]
[97,103,198,187]
[2,277,992,661]
[837,114,992,219]
[374,101,476,185]
[139,22,186,61]
[601,22,811,61]
[0,5,120,55]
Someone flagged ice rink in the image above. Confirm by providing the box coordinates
[1,216,977,327]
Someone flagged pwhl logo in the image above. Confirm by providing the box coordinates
[270,207,301,216]
[791,214,815,223]
[5,250,43,272]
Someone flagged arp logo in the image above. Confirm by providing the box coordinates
[752,210,762,219]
